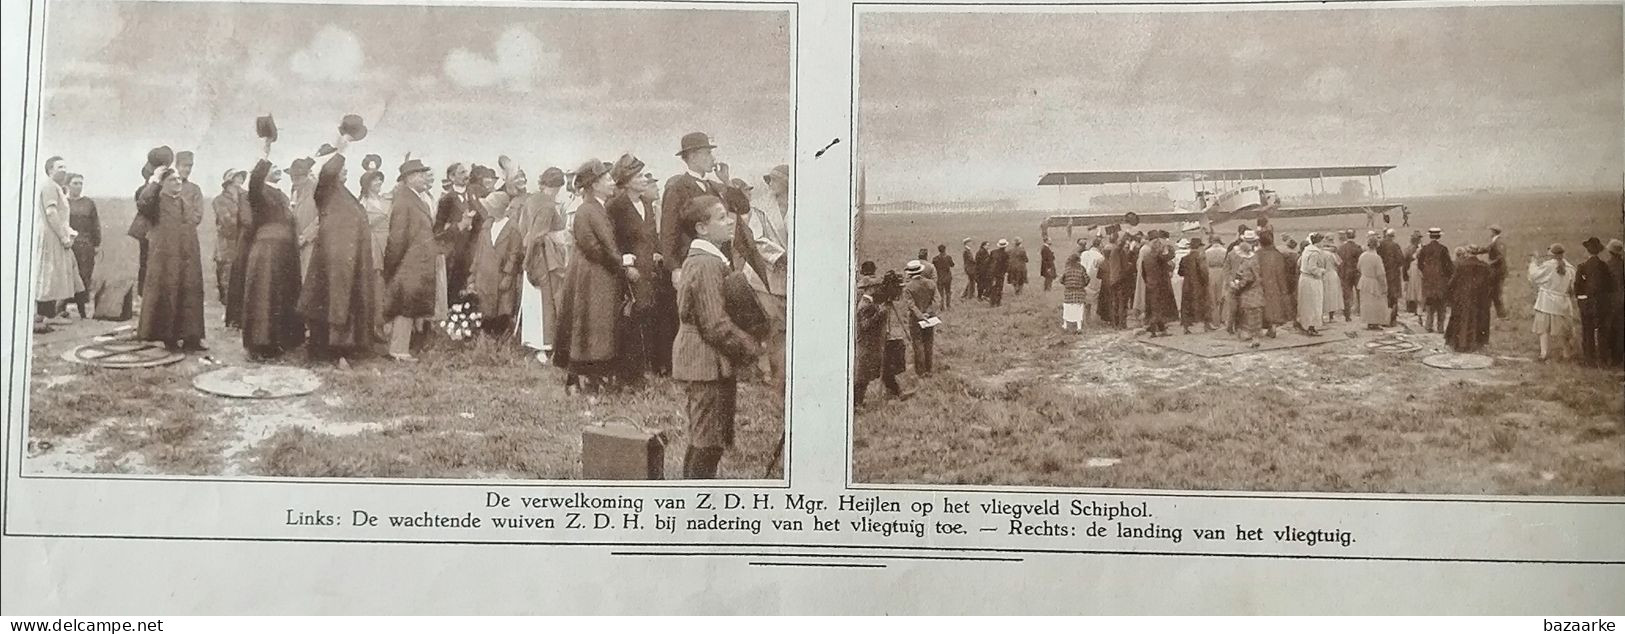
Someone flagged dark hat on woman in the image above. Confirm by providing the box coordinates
[1582,237,1604,253]
[573,159,612,191]
[397,158,431,182]
[676,132,716,156]
[538,167,566,188]
[611,153,646,186]
[339,114,368,141]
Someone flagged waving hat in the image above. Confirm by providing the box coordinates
[339,114,368,141]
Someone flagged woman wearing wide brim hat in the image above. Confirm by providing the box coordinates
[552,159,625,393]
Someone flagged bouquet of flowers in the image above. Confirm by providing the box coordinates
[440,292,484,341]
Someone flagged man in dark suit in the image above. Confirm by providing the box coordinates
[931,244,954,310]
[959,238,977,300]
[1416,228,1453,333]
[659,134,747,287]
[1575,237,1616,366]
[1486,224,1508,319]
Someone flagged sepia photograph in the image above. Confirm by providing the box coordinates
[22,0,793,481]
[851,4,1625,494]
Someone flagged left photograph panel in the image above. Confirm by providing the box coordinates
[19,0,793,482]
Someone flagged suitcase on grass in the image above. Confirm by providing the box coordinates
[581,420,665,480]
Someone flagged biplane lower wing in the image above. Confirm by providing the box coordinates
[1038,202,1408,237]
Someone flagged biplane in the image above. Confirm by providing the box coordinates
[1035,165,1408,238]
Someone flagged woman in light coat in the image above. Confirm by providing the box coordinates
[1357,236,1389,329]
[1527,244,1576,361]
[1295,233,1333,335]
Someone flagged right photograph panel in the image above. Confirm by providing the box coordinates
[851,4,1625,494]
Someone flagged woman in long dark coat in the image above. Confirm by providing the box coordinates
[605,154,658,382]
[298,146,378,363]
[1178,238,1211,333]
[135,167,206,350]
[553,160,626,392]
[1097,238,1123,327]
[1255,231,1293,337]
[1141,233,1178,336]
[241,149,305,359]
[1444,247,1494,352]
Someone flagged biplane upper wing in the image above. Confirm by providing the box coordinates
[1037,165,1398,187]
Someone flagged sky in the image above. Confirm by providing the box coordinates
[858,4,1624,206]
[36,0,792,198]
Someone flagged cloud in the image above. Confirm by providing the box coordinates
[443,26,554,92]
[288,25,365,83]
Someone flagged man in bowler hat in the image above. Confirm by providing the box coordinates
[659,132,764,288]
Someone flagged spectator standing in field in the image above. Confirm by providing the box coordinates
[1526,244,1575,362]
[554,160,625,393]
[987,239,1009,307]
[135,165,205,351]
[1007,237,1029,296]
[1486,225,1508,319]
[1357,234,1390,330]
[853,274,898,407]
[903,260,937,375]
[974,241,991,301]
[1229,231,1264,348]
[1402,231,1424,317]
[1336,230,1363,322]
[1573,237,1616,366]
[1296,233,1333,336]
[1060,252,1089,332]
[64,172,100,320]
[1202,236,1226,328]
[671,195,763,479]
[1039,237,1057,292]
[1416,227,1454,333]
[931,244,954,310]
[960,238,978,301]
[1079,238,1105,326]
[241,140,307,360]
[1177,237,1210,334]
[1140,230,1177,337]
[34,156,82,332]
[297,122,378,366]
[1444,245,1494,353]
[519,168,569,362]
[214,168,250,324]
[1376,228,1406,327]
[1605,239,1625,367]
[1255,231,1291,338]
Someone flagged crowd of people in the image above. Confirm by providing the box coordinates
[854,217,1624,404]
[32,116,791,479]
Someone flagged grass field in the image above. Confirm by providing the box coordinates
[24,197,784,480]
[852,192,1625,494]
